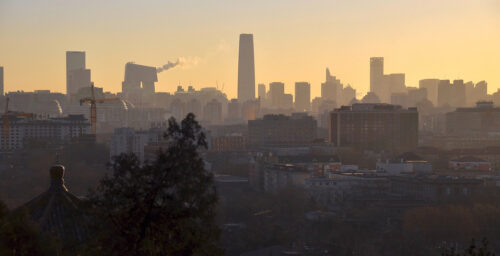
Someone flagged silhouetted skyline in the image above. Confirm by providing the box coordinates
[0,0,499,98]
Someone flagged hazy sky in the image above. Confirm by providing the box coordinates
[1,0,499,99]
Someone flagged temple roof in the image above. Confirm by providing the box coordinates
[20,164,90,244]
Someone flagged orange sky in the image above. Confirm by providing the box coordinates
[0,0,499,99]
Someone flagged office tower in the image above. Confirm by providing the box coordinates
[330,103,418,153]
[66,51,91,96]
[122,62,158,95]
[342,85,356,105]
[227,99,242,120]
[419,79,439,106]
[321,68,343,102]
[437,80,451,107]
[282,94,294,109]
[475,81,488,102]
[465,81,488,106]
[0,66,3,96]
[258,83,266,101]
[237,34,255,102]
[269,82,285,107]
[451,80,466,107]
[294,82,311,112]
[386,73,406,94]
[370,57,384,99]
[203,99,222,125]
[248,113,317,146]
[407,87,427,106]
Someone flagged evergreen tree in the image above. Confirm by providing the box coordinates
[87,114,222,256]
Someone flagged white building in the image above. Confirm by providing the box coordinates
[0,114,90,151]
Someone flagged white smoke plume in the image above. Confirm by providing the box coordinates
[156,57,200,73]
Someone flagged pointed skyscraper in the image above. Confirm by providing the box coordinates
[237,34,255,102]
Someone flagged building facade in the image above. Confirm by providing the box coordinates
[248,113,317,146]
[0,115,91,151]
[329,103,418,153]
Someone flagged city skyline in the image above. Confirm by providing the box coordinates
[1,0,499,99]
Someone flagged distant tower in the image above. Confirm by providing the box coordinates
[370,57,384,95]
[238,34,255,102]
[258,83,266,101]
[294,82,311,112]
[66,51,91,96]
[0,66,4,96]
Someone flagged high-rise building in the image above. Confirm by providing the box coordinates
[269,82,285,107]
[294,82,311,112]
[66,51,91,96]
[227,99,242,120]
[342,85,356,105]
[437,80,451,107]
[419,79,439,106]
[370,57,384,98]
[258,83,266,101]
[237,34,255,102]
[370,57,406,103]
[321,68,343,103]
[0,66,4,96]
[203,99,222,125]
[330,103,418,153]
[121,62,158,107]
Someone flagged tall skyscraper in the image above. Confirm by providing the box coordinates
[294,82,311,112]
[370,57,384,96]
[237,34,255,102]
[66,51,91,96]
[0,66,4,96]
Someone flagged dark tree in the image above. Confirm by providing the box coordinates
[87,114,222,256]
[0,200,55,256]
[442,238,496,256]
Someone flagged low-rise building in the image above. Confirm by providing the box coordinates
[390,175,483,201]
[261,163,310,192]
[211,133,247,152]
[306,173,389,207]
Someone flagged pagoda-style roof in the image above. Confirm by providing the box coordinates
[19,164,90,244]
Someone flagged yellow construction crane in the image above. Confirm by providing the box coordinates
[80,83,121,134]
[2,97,34,150]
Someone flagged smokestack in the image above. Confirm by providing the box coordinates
[156,59,181,73]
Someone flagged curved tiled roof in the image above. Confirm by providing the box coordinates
[19,164,90,244]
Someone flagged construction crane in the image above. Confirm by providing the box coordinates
[2,97,34,150]
[80,83,121,134]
